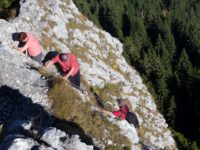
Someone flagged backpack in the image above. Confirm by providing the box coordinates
[126,112,140,128]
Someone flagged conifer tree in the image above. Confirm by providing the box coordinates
[175,48,193,88]
[0,0,13,8]
[165,96,176,127]
[74,0,200,147]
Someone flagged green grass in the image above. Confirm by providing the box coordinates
[0,0,14,9]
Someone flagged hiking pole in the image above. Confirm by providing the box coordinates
[89,87,106,108]
[93,92,106,108]
[22,82,47,88]
[69,82,86,94]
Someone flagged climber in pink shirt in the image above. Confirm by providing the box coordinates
[13,32,43,63]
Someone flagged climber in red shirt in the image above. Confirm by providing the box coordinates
[102,98,130,120]
[45,52,80,88]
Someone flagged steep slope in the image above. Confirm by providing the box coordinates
[0,19,93,150]
[0,0,177,149]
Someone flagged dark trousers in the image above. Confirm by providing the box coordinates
[31,52,43,63]
[68,70,80,89]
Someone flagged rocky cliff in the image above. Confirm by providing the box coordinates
[0,0,176,149]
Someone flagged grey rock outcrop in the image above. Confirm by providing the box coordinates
[0,134,37,150]
[41,127,93,150]
[1,127,93,150]
[0,20,93,149]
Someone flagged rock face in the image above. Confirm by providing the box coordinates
[0,0,177,149]
[41,128,93,150]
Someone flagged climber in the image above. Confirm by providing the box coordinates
[102,98,139,128]
[12,32,43,63]
[45,52,80,88]
[102,98,130,119]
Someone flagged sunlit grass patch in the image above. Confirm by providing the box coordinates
[46,76,131,149]
[37,66,54,78]
[70,45,92,64]
[35,64,131,148]
[106,51,120,71]
[93,83,122,110]
[38,0,44,7]
[41,34,59,50]
[67,20,90,31]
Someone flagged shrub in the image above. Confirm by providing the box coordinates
[0,0,14,9]
[172,130,199,150]
[93,83,122,110]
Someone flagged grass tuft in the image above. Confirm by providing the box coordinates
[46,76,131,148]
[93,83,122,110]
[66,18,90,31]
[37,66,54,78]
[36,66,131,148]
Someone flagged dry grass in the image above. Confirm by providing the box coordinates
[48,78,81,120]
[33,49,132,148]
[70,46,92,64]
[40,12,59,50]
[59,0,71,12]
[47,78,131,148]
[135,107,162,144]
[105,51,119,71]
[37,66,54,78]
[48,20,57,29]
[93,83,122,110]
[41,34,59,50]
[137,123,150,142]
[67,20,90,31]
[77,14,88,22]
[42,27,50,33]
[38,0,44,7]
[41,12,48,23]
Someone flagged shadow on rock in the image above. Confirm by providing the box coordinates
[0,85,98,149]
[53,118,100,150]
[0,85,52,130]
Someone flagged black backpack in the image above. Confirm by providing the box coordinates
[125,112,140,128]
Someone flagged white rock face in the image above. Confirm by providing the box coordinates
[0,0,177,149]
[0,135,37,150]
[0,19,50,110]
[41,128,93,150]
